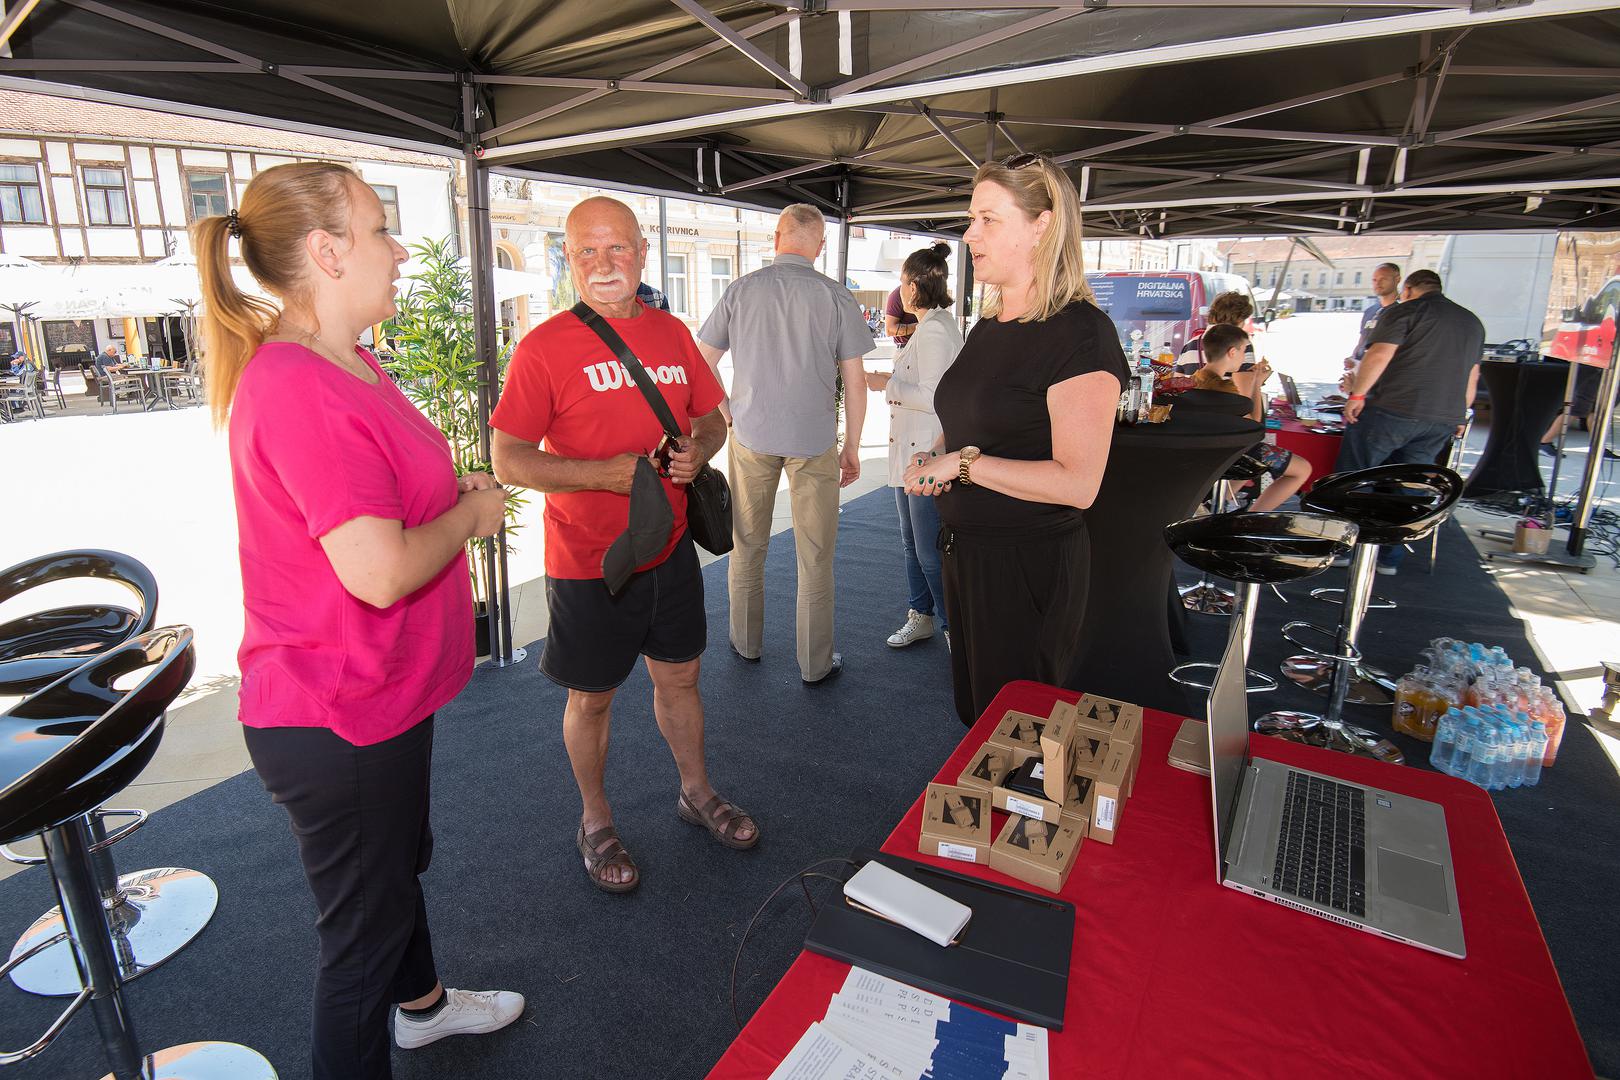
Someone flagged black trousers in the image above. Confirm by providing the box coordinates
[244,717,440,1080]
[941,524,1092,727]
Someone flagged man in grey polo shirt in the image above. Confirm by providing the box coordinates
[1338,268,1483,574]
[697,203,874,684]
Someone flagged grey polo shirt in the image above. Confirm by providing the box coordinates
[698,253,875,458]
[1366,291,1486,424]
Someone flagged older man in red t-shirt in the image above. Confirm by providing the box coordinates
[491,196,757,894]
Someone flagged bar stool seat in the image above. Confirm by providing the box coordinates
[1,550,217,998]
[0,628,274,1078]
[1180,454,1271,617]
[1262,463,1464,761]
[1165,511,1358,695]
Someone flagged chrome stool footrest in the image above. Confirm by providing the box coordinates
[1180,582,1237,616]
[1280,620,1362,664]
[1279,655,1396,706]
[1170,661,1278,693]
[1254,715,1405,765]
[1309,586,1396,610]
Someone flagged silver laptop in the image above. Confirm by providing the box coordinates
[1206,627,1465,957]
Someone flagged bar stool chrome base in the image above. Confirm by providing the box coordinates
[1170,660,1278,693]
[1254,712,1405,764]
[1279,654,1396,706]
[1308,586,1396,611]
[8,865,218,996]
[1180,581,1237,615]
[97,1041,277,1080]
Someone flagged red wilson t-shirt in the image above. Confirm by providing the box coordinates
[490,304,725,580]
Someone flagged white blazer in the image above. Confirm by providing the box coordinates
[885,307,964,487]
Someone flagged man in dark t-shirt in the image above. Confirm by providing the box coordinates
[1337,269,1483,574]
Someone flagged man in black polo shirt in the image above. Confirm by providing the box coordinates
[1337,269,1483,575]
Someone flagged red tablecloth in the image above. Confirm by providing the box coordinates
[706,680,1591,1079]
[1273,418,1343,495]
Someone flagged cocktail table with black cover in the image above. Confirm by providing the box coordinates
[1464,358,1568,496]
[1074,406,1262,715]
[0,627,274,1079]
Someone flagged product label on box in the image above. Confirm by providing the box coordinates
[1030,761,1045,780]
[1006,796,1047,821]
[1096,795,1118,832]
[937,841,978,863]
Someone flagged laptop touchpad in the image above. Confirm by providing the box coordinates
[1377,848,1450,913]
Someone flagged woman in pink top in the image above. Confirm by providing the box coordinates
[195,162,522,1080]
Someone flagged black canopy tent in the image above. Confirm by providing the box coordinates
[5,0,1618,656]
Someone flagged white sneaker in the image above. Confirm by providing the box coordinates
[887,609,935,648]
[395,987,526,1049]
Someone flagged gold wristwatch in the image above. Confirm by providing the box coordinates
[958,445,982,486]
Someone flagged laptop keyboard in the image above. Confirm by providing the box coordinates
[1273,773,1367,918]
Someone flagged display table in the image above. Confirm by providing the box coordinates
[706,680,1591,1080]
[1075,409,1260,715]
[1273,417,1344,494]
[1464,359,1570,496]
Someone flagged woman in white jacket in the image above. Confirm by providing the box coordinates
[866,242,964,649]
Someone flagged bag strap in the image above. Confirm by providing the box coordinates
[572,301,682,440]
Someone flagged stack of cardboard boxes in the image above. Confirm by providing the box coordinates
[920,694,1144,894]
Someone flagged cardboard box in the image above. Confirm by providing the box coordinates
[918,783,993,865]
[1039,701,1080,803]
[986,710,1048,756]
[957,745,1013,793]
[1089,741,1136,845]
[994,757,1094,826]
[1072,694,1143,749]
[989,813,1085,893]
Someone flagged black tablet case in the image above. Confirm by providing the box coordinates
[803,848,1075,1030]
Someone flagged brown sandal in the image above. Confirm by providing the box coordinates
[577,824,640,894]
[677,791,761,850]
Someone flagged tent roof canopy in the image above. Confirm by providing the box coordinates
[5,0,1620,236]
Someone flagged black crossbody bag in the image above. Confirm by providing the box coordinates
[572,302,734,556]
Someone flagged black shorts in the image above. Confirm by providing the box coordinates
[540,534,706,693]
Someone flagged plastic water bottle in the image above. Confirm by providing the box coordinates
[1524,723,1548,787]
[1501,714,1525,789]
[1430,708,1461,774]
[1466,720,1499,790]
[1452,712,1481,780]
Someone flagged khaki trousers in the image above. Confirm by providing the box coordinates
[727,435,840,680]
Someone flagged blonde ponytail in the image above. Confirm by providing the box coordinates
[190,161,358,428]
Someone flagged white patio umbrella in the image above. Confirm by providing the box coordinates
[0,253,77,368]
[399,256,549,304]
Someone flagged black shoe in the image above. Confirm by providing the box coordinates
[1539,443,1562,459]
[729,641,760,664]
[803,654,843,686]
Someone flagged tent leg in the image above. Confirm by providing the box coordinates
[836,175,851,287]
[1567,335,1620,558]
[463,78,521,667]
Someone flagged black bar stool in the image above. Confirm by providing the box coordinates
[1261,463,1464,761]
[1179,455,1271,617]
[0,627,275,1078]
[1165,511,1359,697]
[0,551,218,998]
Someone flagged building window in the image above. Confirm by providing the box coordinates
[710,255,732,301]
[1354,271,1363,285]
[83,166,131,226]
[1335,271,1344,285]
[187,170,230,221]
[1318,271,1327,287]
[369,183,401,234]
[667,253,688,313]
[0,164,44,223]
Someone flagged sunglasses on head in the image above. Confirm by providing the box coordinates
[1002,153,1046,169]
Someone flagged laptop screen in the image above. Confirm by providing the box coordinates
[1205,623,1253,881]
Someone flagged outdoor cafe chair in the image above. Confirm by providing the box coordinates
[1,368,43,422]
[100,369,144,414]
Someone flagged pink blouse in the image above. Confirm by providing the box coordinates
[229,342,473,746]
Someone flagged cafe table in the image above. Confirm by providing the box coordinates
[705,680,1592,1080]
[1271,414,1344,495]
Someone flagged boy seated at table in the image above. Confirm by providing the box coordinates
[1193,323,1311,512]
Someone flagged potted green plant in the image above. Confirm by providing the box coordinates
[382,237,525,655]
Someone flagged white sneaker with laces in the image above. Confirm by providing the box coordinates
[886,609,935,648]
[395,987,525,1049]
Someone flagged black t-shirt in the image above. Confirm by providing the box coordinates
[935,299,1128,534]
[1366,291,1486,423]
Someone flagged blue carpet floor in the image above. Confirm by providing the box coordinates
[1,491,1614,1077]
